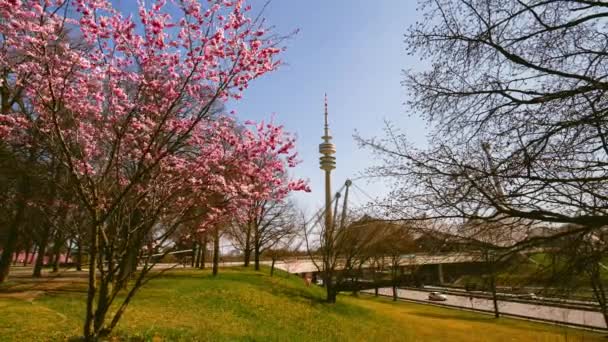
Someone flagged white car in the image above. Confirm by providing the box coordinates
[520,293,537,300]
[428,291,448,301]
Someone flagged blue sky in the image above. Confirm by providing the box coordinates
[231,1,428,212]
[112,0,429,213]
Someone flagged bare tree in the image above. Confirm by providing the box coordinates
[365,220,417,301]
[266,231,298,277]
[229,219,254,267]
[358,0,608,261]
[302,190,345,303]
[302,181,410,303]
[230,200,298,270]
[541,227,608,327]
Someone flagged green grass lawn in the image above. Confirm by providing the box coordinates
[0,267,604,341]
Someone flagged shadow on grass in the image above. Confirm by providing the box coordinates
[408,311,497,324]
[258,281,325,304]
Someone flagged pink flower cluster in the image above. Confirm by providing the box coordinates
[0,0,308,228]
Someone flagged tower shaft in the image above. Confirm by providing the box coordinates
[319,94,336,231]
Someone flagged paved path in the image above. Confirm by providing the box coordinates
[368,287,607,329]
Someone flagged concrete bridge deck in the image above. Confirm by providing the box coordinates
[271,253,483,274]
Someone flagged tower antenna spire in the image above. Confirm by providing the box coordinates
[324,93,329,136]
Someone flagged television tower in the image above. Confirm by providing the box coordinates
[319,94,336,230]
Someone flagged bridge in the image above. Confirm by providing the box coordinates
[270,252,485,285]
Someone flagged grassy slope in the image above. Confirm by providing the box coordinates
[0,267,604,341]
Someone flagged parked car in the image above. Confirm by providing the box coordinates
[520,293,537,300]
[428,291,447,301]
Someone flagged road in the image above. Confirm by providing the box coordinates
[368,287,607,329]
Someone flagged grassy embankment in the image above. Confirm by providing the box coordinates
[0,267,604,341]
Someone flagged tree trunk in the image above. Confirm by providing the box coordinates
[191,242,196,268]
[33,164,59,277]
[270,257,276,276]
[254,240,261,271]
[51,234,63,273]
[352,264,363,296]
[0,150,34,282]
[93,279,111,336]
[373,263,379,296]
[83,223,100,340]
[196,245,203,269]
[23,245,30,266]
[194,244,200,268]
[391,261,400,301]
[244,224,251,267]
[484,251,500,318]
[76,237,83,271]
[52,246,61,272]
[200,234,207,269]
[0,197,27,282]
[253,223,261,271]
[490,273,500,318]
[327,286,337,303]
[325,274,336,303]
[590,265,608,329]
[212,228,219,276]
[29,246,37,265]
[65,240,73,265]
[33,224,52,277]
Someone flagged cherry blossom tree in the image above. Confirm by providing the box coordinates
[0,0,307,339]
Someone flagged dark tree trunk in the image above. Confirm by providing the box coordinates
[196,245,203,269]
[253,224,261,271]
[194,244,201,268]
[325,275,337,303]
[200,234,207,269]
[212,228,219,276]
[0,150,33,282]
[0,197,26,281]
[52,246,61,272]
[65,240,73,264]
[254,240,261,271]
[490,273,500,318]
[191,242,196,268]
[29,245,37,265]
[270,257,276,276]
[33,224,52,277]
[485,252,500,319]
[33,165,58,277]
[392,263,399,301]
[327,287,337,303]
[51,234,63,273]
[590,264,608,328]
[244,224,251,267]
[76,237,83,271]
[373,262,379,297]
[23,246,30,267]
[352,264,363,297]
[83,223,100,340]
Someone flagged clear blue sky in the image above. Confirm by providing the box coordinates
[232,1,428,212]
[112,0,428,213]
